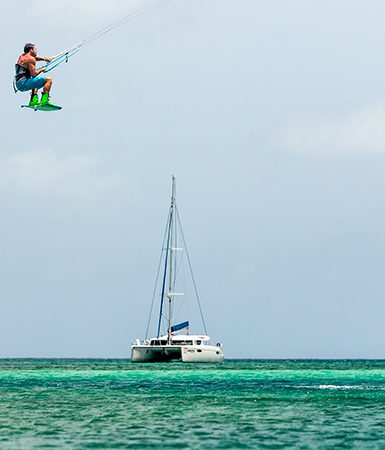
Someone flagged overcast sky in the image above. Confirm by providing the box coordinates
[2,0,385,358]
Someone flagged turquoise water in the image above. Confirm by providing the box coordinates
[1,360,385,449]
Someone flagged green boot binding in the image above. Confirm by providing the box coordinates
[39,92,54,106]
[29,93,39,107]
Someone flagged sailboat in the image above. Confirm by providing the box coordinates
[131,176,224,363]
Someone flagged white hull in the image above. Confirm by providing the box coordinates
[131,344,224,363]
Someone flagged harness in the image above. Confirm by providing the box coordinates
[13,63,31,93]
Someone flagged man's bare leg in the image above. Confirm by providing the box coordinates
[43,77,52,94]
[39,78,53,105]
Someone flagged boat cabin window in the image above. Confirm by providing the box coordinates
[150,340,167,346]
[172,340,193,345]
[195,340,202,345]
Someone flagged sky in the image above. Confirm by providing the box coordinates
[2,0,385,358]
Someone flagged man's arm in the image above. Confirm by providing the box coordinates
[27,57,47,77]
[36,56,52,63]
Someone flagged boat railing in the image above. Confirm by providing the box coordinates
[131,339,151,346]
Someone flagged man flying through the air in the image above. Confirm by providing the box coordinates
[15,43,55,107]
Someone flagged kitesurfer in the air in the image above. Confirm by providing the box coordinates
[15,43,54,107]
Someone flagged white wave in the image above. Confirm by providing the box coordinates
[317,385,365,390]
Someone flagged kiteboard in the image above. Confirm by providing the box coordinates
[21,103,62,112]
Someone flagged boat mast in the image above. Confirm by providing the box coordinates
[167,176,176,343]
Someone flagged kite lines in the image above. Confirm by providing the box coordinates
[43,0,168,73]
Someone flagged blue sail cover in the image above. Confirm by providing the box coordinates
[171,321,189,333]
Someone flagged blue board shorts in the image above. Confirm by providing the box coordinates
[16,75,47,92]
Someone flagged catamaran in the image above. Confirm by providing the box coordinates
[131,177,224,363]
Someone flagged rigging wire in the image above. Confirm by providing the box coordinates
[146,182,209,339]
[145,211,171,340]
[43,0,168,73]
[157,207,173,338]
[173,257,188,325]
[176,207,208,336]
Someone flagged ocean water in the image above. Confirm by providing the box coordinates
[1,360,385,449]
